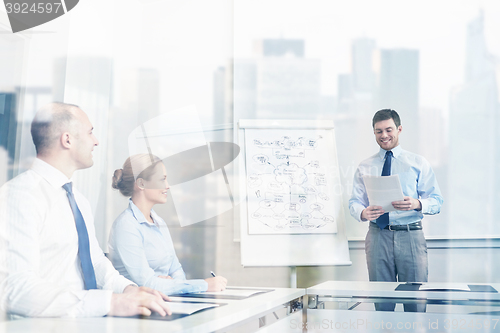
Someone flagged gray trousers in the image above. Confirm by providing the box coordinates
[365,222,428,312]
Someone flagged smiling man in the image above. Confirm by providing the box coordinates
[349,109,443,312]
[0,102,171,318]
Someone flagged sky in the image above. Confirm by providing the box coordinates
[233,0,500,115]
[1,0,499,119]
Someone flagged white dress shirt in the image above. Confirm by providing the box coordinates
[0,158,134,317]
[349,145,443,225]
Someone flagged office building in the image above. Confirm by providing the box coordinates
[234,38,321,120]
[352,37,376,95]
[255,38,305,58]
[377,48,420,153]
[448,12,500,237]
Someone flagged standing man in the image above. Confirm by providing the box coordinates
[0,102,171,317]
[349,109,443,312]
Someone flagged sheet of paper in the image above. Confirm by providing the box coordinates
[419,283,470,291]
[167,302,219,315]
[200,288,267,297]
[362,175,404,212]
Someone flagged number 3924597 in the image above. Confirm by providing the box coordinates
[5,2,63,14]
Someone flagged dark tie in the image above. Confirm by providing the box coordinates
[376,150,393,230]
[63,182,97,290]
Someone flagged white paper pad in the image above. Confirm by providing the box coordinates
[200,288,267,297]
[167,302,219,315]
[362,175,404,212]
[419,283,471,291]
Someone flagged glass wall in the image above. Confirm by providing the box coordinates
[1,0,499,291]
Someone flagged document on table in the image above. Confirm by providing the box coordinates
[419,283,471,291]
[171,287,274,299]
[201,288,270,298]
[167,302,220,315]
[362,175,404,212]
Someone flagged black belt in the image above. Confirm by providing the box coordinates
[383,221,422,231]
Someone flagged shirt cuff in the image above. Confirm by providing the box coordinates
[82,289,113,317]
[114,276,137,294]
[419,199,429,214]
[351,204,366,222]
[186,279,209,293]
[198,279,209,292]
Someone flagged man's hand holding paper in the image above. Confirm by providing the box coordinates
[392,196,422,211]
[361,205,385,221]
[362,174,405,213]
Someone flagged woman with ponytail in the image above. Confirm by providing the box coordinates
[108,154,227,295]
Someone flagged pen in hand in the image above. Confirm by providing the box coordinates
[207,271,227,292]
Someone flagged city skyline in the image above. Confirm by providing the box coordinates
[1,0,499,298]
[231,7,499,239]
[234,0,500,118]
[1,1,499,123]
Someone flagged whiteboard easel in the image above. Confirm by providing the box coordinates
[238,119,351,270]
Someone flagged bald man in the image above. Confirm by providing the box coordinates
[0,102,171,318]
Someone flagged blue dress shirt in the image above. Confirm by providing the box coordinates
[349,145,443,225]
[108,200,208,294]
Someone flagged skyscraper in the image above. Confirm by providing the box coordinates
[213,66,226,125]
[352,37,376,95]
[448,12,500,237]
[378,48,419,153]
[233,38,321,119]
[337,38,377,116]
[465,11,495,83]
[256,38,305,58]
[233,59,257,119]
[256,56,321,118]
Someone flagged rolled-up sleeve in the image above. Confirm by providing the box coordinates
[417,159,443,215]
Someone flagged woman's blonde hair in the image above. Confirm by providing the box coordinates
[112,154,162,197]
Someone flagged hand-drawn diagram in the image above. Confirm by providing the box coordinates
[245,129,338,234]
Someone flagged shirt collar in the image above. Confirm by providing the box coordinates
[128,199,165,226]
[378,145,402,160]
[31,158,72,188]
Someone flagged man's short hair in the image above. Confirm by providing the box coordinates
[31,102,80,155]
[372,109,401,128]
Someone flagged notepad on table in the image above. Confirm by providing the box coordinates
[171,287,274,299]
[167,301,219,315]
[419,283,471,291]
[201,288,268,298]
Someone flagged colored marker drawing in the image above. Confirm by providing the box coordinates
[245,129,338,235]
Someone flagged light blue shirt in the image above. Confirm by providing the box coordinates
[349,145,443,225]
[108,200,208,294]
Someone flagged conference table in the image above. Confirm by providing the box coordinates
[0,287,305,333]
[259,281,500,333]
[4,281,499,332]
[258,308,500,333]
[257,281,500,333]
[306,281,500,311]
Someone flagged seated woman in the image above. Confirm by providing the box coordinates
[109,154,227,295]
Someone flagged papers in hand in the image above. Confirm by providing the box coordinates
[419,283,471,292]
[167,302,219,315]
[362,175,404,212]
